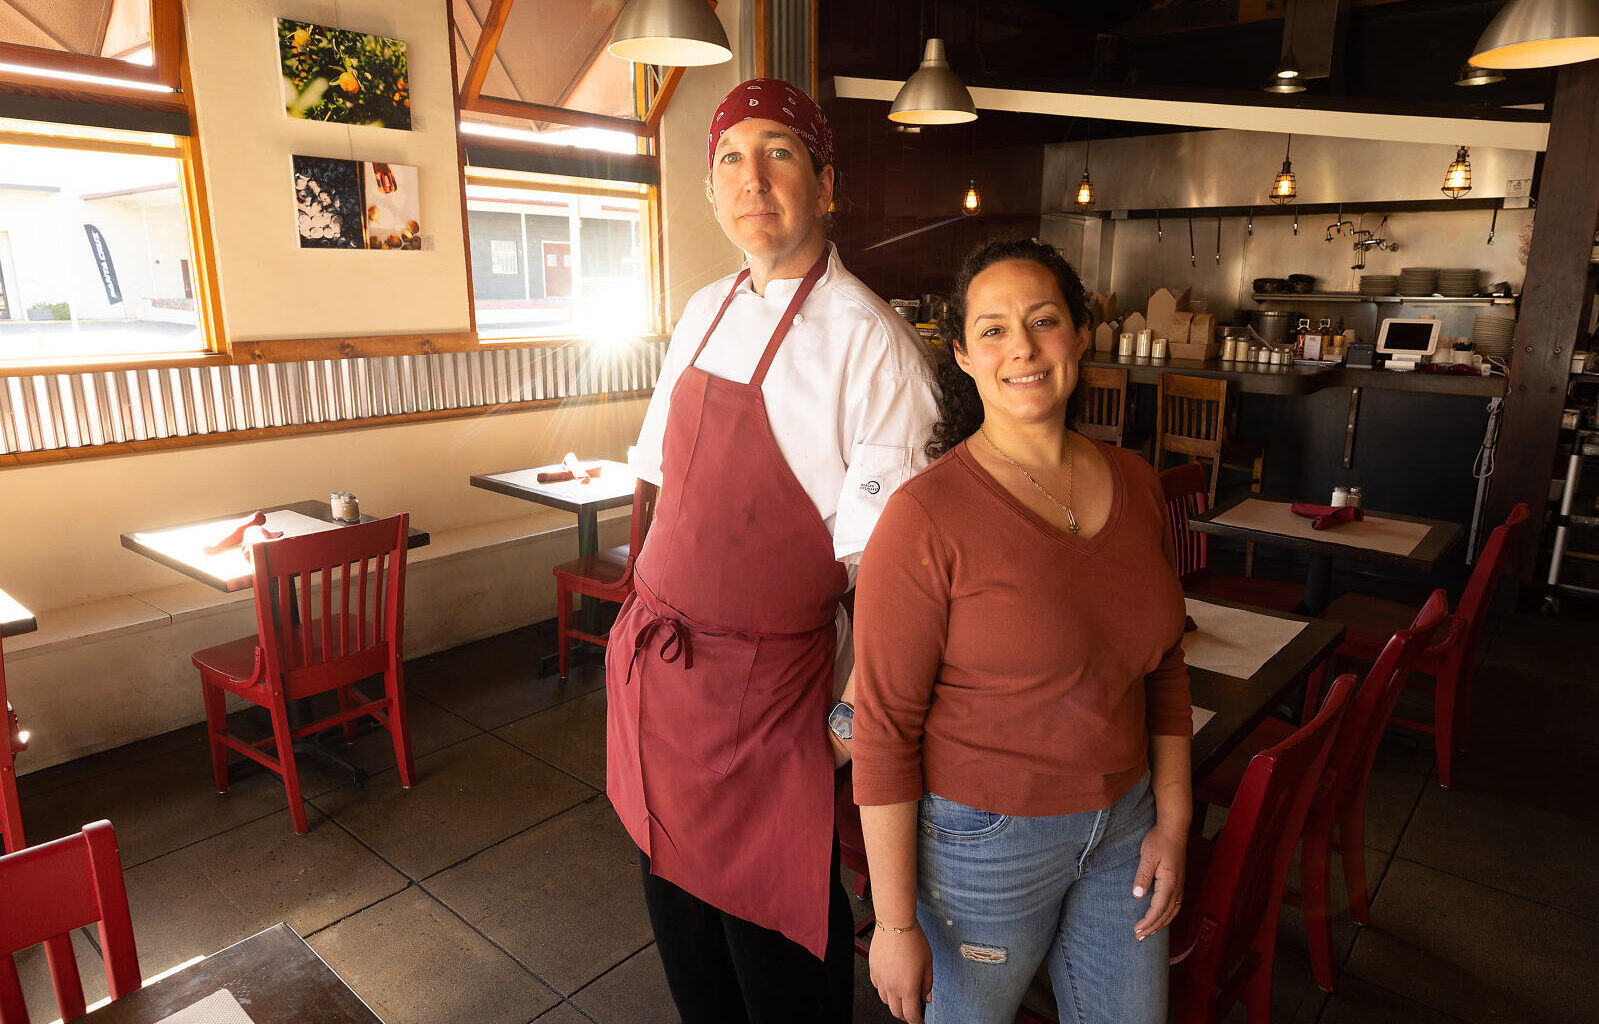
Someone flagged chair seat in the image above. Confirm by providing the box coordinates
[1193,717,1297,806]
[193,616,381,690]
[552,545,631,588]
[1320,593,1426,663]
[1185,570,1304,613]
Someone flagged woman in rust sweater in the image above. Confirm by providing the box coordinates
[852,238,1192,1024]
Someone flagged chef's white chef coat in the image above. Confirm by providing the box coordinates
[630,244,940,688]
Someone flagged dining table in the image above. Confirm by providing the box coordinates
[1183,593,1345,778]
[120,501,429,783]
[1188,494,1463,614]
[0,586,36,640]
[80,923,383,1024]
[469,458,635,642]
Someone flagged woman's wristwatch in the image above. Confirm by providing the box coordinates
[827,700,854,741]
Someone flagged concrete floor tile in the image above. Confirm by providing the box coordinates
[1397,783,1599,921]
[20,735,299,868]
[1280,845,1394,978]
[310,733,594,880]
[568,945,676,1024]
[427,798,652,996]
[1362,753,1429,853]
[534,1004,600,1024]
[494,689,608,789]
[17,724,204,800]
[120,806,407,979]
[1345,858,1599,1023]
[308,885,560,1024]
[1316,974,1472,1023]
[407,625,602,731]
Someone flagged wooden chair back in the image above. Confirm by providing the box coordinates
[250,515,409,701]
[627,481,660,572]
[1074,367,1129,446]
[1156,373,1229,461]
[0,821,141,1023]
[1159,462,1211,580]
[1171,674,1354,1024]
[0,635,24,855]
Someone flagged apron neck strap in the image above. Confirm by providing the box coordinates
[689,250,831,387]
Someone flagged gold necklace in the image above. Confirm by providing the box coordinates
[979,427,1080,535]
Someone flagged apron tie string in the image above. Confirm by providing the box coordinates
[633,613,695,671]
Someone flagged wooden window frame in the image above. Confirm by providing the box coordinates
[0,0,186,113]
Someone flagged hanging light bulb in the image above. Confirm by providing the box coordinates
[1074,169,1096,208]
[1469,0,1599,69]
[1442,145,1473,198]
[608,0,732,66]
[961,179,982,216]
[890,38,978,125]
[1270,135,1297,205]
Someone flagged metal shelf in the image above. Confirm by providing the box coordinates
[1252,292,1517,306]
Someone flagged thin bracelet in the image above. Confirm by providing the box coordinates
[875,920,917,933]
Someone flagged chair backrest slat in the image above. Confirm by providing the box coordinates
[1159,463,1211,579]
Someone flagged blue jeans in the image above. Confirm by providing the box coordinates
[916,774,1166,1024]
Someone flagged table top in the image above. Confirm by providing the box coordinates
[1189,493,1463,572]
[0,586,36,639]
[1185,594,1345,778]
[470,459,635,515]
[121,501,431,593]
[82,923,383,1024]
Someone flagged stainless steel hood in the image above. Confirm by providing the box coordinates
[1042,130,1538,214]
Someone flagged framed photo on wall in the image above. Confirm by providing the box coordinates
[278,19,411,130]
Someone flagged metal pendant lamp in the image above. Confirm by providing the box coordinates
[1264,0,1306,92]
[608,0,732,67]
[889,38,978,125]
[1469,0,1599,69]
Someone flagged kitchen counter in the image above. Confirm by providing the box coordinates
[1083,353,1506,398]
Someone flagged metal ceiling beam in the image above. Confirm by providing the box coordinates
[832,76,1551,150]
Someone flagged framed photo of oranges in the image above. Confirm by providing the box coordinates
[278,19,411,131]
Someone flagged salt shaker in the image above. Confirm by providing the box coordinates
[1331,486,1349,508]
[331,491,361,523]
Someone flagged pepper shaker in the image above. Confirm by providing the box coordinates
[331,491,361,523]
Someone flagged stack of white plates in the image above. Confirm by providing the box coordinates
[1359,274,1398,296]
[1439,268,1480,297]
[1398,267,1438,295]
[1472,313,1516,359]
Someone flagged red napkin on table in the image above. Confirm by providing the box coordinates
[1290,503,1366,531]
[202,511,283,555]
[536,463,604,484]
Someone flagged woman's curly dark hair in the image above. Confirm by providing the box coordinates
[925,238,1092,461]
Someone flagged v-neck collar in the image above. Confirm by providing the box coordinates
[954,437,1126,554]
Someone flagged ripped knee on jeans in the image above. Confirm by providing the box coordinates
[958,942,1008,964]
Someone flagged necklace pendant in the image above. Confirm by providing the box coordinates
[1066,508,1081,535]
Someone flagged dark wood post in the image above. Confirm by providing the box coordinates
[1486,62,1599,586]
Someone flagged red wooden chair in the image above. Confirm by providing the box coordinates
[1160,463,1304,613]
[553,480,658,680]
[1313,503,1528,788]
[1194,590,1447,991]
[1,635,26,855]
[192,515,415,835]
[0,820,141,1023]
[1169,673,1354,1024]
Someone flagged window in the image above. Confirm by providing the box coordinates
[0,121,212,364]
[465,171,656,341]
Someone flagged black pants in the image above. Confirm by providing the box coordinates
[639,837,855,1024]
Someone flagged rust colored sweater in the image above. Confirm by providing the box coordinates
[852,440,1191,816]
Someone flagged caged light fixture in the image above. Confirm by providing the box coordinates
[1442,145,1473,198]
[1269,135,1298,205]
[961,179,982,216]
[1074,135,1096,208]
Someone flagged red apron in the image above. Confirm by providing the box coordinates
[607,253,847,959]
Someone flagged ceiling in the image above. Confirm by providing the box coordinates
[451,0,635,120]
[0,0,148,60]
[820,0,1555,147]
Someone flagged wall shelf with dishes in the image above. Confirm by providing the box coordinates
[1251,292,1517,305]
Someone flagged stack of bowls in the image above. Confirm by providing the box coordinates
[1472,313,1517,361]
[1398,267,1439,296]
[1439,268,1480,297]
[1359,274,1398,297]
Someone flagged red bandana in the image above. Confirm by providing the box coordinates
[707,78,836,172]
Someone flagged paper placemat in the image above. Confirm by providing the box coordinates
[154,988,255,1024]
[1210,498,1433,557]
[133,509,342,584]
[1182,597,1310,680]
[1191,705,1217,737]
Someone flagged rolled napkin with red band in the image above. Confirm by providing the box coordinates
[1290,503,1366,530]
[537,465,604,484]
[203,511,283,555]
